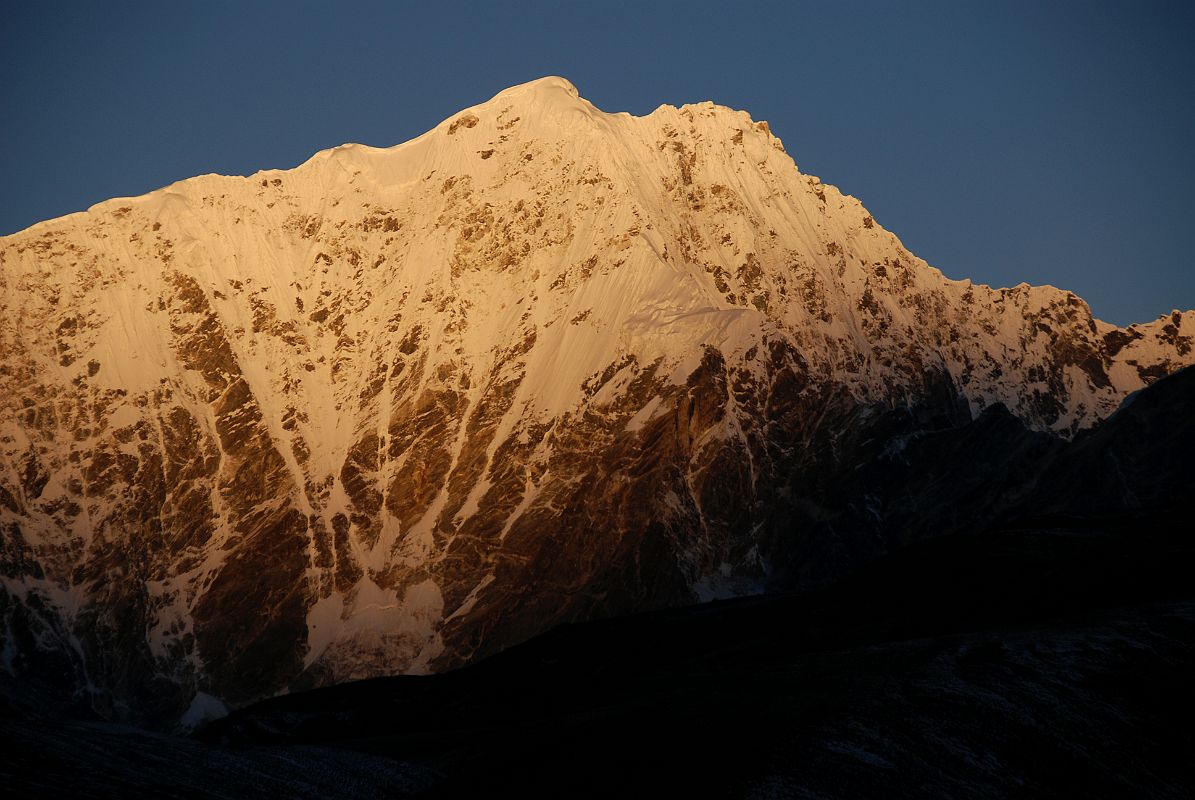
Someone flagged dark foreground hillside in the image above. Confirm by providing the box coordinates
[3,513,1193,798]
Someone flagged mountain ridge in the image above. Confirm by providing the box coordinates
[11,76,1187,325]
[1,76,1192,726]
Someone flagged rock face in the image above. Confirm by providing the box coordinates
[1,77,1192,725]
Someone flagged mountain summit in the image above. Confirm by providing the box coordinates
[2,77,1192,724]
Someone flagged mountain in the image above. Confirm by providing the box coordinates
[188,366,1195,798]
[5,364,1194,796]
[1,76,1192,726]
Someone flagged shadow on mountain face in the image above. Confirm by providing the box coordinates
[182,516,1195,800]
[758,365,1195,591]
[3,368,1194,798]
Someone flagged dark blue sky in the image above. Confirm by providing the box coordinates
[3,1,1191,325]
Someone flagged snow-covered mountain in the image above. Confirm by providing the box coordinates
[2,77,1191,725]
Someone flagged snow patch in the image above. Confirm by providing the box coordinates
[178,691,229,731]
[303,578,445,672]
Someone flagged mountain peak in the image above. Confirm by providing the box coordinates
[489,75,581,103]
[454,75,602,133]
[462,75,593,120]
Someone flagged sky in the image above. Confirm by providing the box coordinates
[2,1,1192,325]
